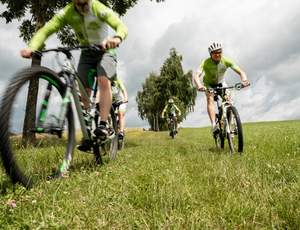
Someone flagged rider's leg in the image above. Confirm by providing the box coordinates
[81,88,92,110]
[98,76,112,122]
[118,103,127,134]
[118,111,125,133]
[93,52,117,139]
[93,76,114,139]
[206,92,217,131]
[118,111,125,139]
[174,116,178,132]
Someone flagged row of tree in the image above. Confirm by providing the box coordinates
[136,48,197,131]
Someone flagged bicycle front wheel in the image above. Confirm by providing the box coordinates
[0,66,75,188]
[226,106,243,154]
[107,108,118,160]
[214,116,225,149]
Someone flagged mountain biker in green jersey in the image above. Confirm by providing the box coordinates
[20,0,128,151]
[111,78,128,140]
[161,98,182,133]
[193,42,250,134]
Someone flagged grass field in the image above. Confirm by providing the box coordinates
[0,120,299,229]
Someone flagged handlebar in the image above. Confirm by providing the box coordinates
[33,45,105,59]
[204,82,250,93]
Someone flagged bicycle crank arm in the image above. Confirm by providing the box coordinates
[29,127,63,138]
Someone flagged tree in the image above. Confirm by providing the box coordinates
[0,0,164,144]
[136,48,197,131]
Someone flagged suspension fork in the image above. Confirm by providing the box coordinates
[36,83,52,128]
[216,99,223,127]
[58,87,72,127]
[36,81,72,128]
[223,104,231,134]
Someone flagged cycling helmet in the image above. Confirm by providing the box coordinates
[208,42,223,54]
[168,98,174,104]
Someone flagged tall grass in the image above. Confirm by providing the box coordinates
[0,121,299,229]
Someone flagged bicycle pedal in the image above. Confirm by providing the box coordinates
[29,126,63,138]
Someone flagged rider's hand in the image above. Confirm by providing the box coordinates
[101,36,122,49]
[241,79,250,87]
[20,48,33,58]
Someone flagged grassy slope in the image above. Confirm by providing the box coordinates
[0,120,299,229]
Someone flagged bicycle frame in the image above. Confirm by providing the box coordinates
[214,90,232,137]
[35,46,102,142]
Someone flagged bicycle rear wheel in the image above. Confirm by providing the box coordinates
[0,66,75,188]
[226,106,243,154]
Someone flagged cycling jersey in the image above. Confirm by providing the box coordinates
[197,56,241,87]
[29,0,128,51]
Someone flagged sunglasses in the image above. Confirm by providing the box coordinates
[211,51,222,55]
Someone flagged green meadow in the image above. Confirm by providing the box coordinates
[0,120,299,229]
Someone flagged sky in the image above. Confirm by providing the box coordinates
[1,0,300,128]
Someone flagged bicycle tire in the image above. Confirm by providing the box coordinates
[0,66,75,188]
[226,106,243,154]
[214,116,225,149]
[117,137,125,150]
[108,108,118,160]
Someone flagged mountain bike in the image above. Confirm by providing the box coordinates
[207,83,247,154]
[0,45,119,188]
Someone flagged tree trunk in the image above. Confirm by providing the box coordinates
[22,53,41,146]
[156,112,159,131]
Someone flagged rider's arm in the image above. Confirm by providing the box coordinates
[94,1,128,41]
[161,105,168,118]
[28,7,68,51]
[193,61,205,91]
[224,56,249,86]
[234,68,249,83]
[174,105,181,116]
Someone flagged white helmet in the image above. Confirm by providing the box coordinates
[208,42,223,54]
[168,98,174,104]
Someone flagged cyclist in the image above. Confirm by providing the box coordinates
[19,0,128,150]
[193,42,250,134]
[161,98,182,133]
[111,78,128,140]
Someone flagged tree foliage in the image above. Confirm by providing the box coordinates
[136,48,197,131]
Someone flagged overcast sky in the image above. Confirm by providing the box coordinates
[1,0,300,128]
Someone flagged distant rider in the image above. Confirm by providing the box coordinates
[193,42,250,134]
[161,98,182,133]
